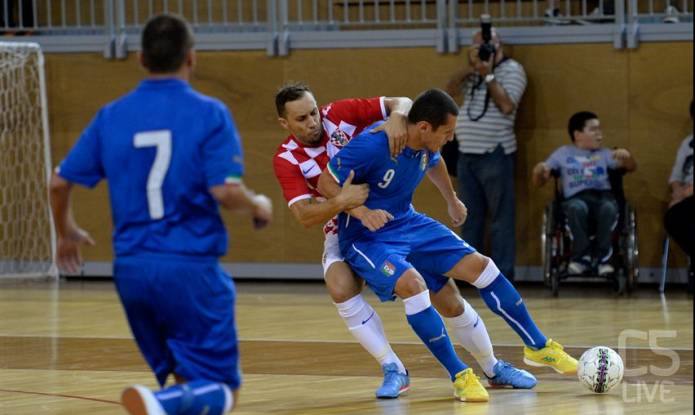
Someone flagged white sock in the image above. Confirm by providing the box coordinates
[445,299,498,378]
[335,294,406,374]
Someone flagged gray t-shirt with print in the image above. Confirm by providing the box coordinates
[545,145,618,198]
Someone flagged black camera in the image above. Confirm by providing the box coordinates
[477,14,496,62]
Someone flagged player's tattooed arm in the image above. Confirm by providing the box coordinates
[289,171,367,228]
[317,169,393,232]
[291,171,368,228]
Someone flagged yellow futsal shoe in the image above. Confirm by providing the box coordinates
[523,338,578,375]
[453,368,489,402]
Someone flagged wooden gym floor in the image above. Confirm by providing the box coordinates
[0,278,692,414]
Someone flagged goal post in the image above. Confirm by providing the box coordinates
[0,42,57,279]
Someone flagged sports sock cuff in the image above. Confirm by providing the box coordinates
[472,259,500,289]
[403,290,431,315]
[446,299,478,327]
[334,294,367,318]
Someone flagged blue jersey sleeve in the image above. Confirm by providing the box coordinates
[202,104,245,187]
[327,132,384,185]
[57,110,105,188]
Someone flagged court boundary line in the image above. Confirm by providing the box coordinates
[0,335,692,351]
[0,388,120,405]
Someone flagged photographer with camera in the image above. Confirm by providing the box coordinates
[445,16,527,281]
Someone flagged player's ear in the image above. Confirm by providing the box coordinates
[186,49,196,69]
[277,116,289,130]
[416,120,431,134]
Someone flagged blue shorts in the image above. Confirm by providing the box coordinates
[114,254,241,389]
[342,213,476,301]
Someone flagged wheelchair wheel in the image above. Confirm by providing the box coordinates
[541,205,560,297]
[624,205,639,293]
[541,206,552,287]
[615,268,627,295]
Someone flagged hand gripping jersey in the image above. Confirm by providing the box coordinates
[272,97,387,234]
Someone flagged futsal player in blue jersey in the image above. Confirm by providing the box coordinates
[49,14,272,415]
[318,89,578,401]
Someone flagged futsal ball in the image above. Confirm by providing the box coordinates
[577,346,624,393]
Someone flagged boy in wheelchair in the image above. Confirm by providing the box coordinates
[533,111,637,276]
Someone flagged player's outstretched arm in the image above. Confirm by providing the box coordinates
[426,159,468,227]
[209,182,273,229]
[49,173,96,274]
[289,171,368,228]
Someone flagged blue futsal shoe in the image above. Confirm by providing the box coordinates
[487,360,537,389]
[375,363,410,399]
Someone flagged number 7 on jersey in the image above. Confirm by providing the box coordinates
[134,130,172,220]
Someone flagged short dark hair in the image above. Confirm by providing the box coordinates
[567,111,598,142]
[408,89,459,130]
[275,82,313,117]
[141,14,194,74]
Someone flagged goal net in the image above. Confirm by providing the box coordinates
[0,42,57,278]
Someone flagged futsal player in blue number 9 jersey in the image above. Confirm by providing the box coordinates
[49,14,272,415]
[318,89,578,402]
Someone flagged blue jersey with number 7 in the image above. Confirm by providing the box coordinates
[57,79,244,258]
[326,121,441,247]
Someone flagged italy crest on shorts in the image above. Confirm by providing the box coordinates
[420,152,429,171]
[381,260,396,277]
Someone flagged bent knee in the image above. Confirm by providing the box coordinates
[435,296,464,318]
[395,270,427,298]
[325,262,362,303]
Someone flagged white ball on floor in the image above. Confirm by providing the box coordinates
[577,346,624,393]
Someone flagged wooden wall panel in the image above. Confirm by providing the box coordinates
[45,41,693,267]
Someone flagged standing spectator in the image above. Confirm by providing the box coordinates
[664,100,694,293]
[445,28,527,281]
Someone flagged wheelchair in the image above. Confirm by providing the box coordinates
[540,169,639,296]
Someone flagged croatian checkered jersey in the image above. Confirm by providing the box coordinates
[273,97,387,234]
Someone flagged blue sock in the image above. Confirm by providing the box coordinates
[154,380,231,415]
[406,306,468,380]
[479,273,548,349]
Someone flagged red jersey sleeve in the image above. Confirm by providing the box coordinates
[324,97,387,128]
[273,154,313,207]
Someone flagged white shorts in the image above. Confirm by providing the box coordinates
[321,232,345,276]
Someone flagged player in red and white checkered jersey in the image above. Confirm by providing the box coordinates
[274,84,540,396]
[273,83,413,398]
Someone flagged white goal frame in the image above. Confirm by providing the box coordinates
[0,42,57,279]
